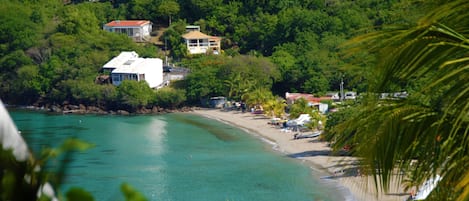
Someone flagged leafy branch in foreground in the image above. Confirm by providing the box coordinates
[0,100,148,201]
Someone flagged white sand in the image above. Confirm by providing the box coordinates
[191,108,408,201]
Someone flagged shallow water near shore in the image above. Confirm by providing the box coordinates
[10,110,347,201]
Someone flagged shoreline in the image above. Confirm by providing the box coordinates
[191,108,408,201]
[218,117,356,201]
[5,104,195,115]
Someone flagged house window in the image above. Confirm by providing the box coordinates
[189,39,198,47]
[139,74,145,81]
[123,28,133,36]
[209,40,218,46]
[124,74,132,80]
[199,39,208,46]
[112,74,121,82]
[114,28,134,36]
[129,28,134,36]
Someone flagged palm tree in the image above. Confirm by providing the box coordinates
[263,96,287,118]
[287,98,310,119]
[224,72,257,101]
[241,87,272,111]
[334,1,469,200]
[224,72,241,99]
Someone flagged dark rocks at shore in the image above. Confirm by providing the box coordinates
[116,110,130,115]
[50,105,62,113]
[13,103,196,115]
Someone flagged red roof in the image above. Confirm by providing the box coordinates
[105,20,150,27]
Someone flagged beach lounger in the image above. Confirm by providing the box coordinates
[286,114,311,127]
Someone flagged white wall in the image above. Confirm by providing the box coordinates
[141,58,163,88]
[142,24,152,37]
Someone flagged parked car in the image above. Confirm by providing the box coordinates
[163,65,172,72]
[344,91,357,100]
[326,92,340,101]
[209,96,226,108]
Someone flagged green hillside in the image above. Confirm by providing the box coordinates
[0,0,433,110]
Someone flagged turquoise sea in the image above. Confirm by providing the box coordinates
[10,110,349,201]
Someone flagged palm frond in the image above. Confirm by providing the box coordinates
[336,0,469,199]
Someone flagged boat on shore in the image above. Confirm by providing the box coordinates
[293,130,322,140]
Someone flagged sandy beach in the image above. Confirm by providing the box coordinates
[191,108,408,201]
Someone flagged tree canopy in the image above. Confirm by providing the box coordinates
[0,0,430,109]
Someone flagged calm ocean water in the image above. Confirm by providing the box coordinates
[10,110,348,201]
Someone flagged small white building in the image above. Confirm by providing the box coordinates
[102,52,163,88]
[181,31,221,55]
[185,25,201,32]
[103,20,152,42]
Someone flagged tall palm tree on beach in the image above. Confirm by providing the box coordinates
[263,97,287,118]
[334,0,469,200]
[242,87,272,111]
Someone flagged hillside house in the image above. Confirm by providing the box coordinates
[182,31,221,55]
[103,20,152,42]
[102,51,163,88]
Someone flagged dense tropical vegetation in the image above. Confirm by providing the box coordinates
[1,0,427,111]
[1,0,468,200]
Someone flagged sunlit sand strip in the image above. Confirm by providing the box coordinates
[191,108,408,201]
